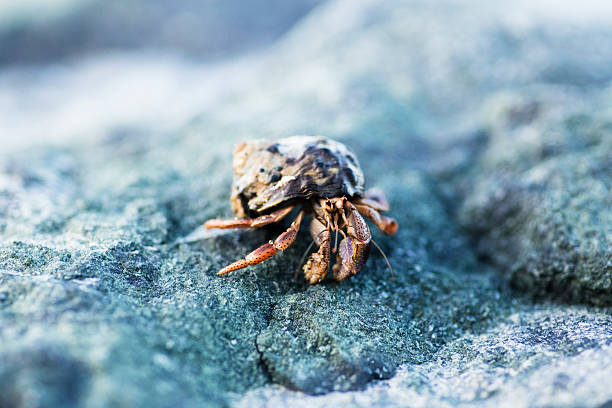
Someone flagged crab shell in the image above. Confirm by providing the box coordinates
[230,136,365,218]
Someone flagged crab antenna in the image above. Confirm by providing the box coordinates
[371,238,394,278]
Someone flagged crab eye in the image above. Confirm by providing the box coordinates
[326,200,331,206]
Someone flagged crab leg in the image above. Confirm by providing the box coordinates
[354,204,398,235]
[204,205,296,230]
[333,202,372,281]
[355,188,390,212]
[217,210,304,276]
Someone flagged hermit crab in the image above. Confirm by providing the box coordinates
[205,136,398,284]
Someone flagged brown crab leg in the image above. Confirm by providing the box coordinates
[332,202,372,281]
[204,205,296,230]
[354,204,398,235]
[217,210,304,276]
[355,189,391,212]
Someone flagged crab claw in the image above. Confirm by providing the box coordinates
[303,223,331,284]
[303,242,330,284]
[333,236,370,281]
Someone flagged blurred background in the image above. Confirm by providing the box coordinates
[3,0,612,155]
[0,0,323,64]
[0,0,324,152]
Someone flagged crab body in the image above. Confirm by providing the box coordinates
[205,136,398,284]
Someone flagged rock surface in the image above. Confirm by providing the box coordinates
[1,0,611,407]
[456,95,612,306]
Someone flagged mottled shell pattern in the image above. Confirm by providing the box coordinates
[230,136,365,218]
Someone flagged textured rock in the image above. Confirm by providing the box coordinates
[238,307,612,408]
[1,0,611,407]
[254,169,502,394]
[457,93,612,305]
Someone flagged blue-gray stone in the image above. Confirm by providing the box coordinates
[1,0,610,407]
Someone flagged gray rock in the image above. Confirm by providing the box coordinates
[237,307,612,408]
[457,93,612,305]
[1,0,611,407]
